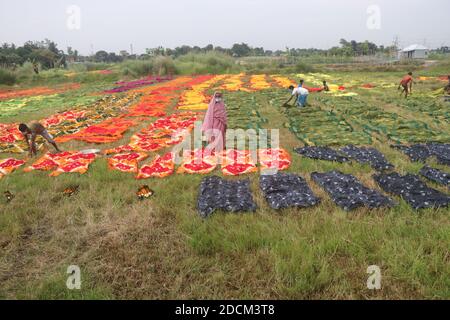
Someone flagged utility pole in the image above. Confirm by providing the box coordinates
[392,36,399,60]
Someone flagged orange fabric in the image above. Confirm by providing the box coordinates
[136,152,175,179]
[55,117,136,143]
[0,158,26,176]
[221,149,258,176]
[177,149,218,174]
[125,112,200,153]
[108,152,148,173]
[25,151,97,176]
[258,148,291,171]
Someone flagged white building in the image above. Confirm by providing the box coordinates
[398,44,429,60]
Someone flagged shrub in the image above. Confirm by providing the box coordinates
[294,61,315,73]
[119,60,154,77]
[153,56,175,75]
[0,68,17,85]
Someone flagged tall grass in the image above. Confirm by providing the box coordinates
[175,52,239,74]
[0,68,17,85]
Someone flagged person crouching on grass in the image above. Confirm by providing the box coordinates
[285,85,309,108]
[19,121,61,157]
[398,72,414,98]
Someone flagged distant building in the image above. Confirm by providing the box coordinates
[398,44,429,59]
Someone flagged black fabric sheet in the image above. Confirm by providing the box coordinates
[373,172,450,209]
[311,171,395,211]
[197,176,257,218]
[420,166,450,187]
[340,145,394,171]
[294,146,350,163]
[259,173,320,210]
[392,143,450,165]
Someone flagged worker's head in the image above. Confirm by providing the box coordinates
[299,79,304,84]
[289,85,295,91]
[18,123,29,134]
[323,80,327,84]
[214,92,223,103]
[408,72,413,76]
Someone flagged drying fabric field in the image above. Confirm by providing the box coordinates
[0,70,449,300]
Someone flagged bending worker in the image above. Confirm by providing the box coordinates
[19,121,61,157]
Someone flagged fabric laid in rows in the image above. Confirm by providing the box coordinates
[136,152,175,179]
[197,176,257,218]
[259,173,320,210]
[392,143,450,165]
[258,148,291,172]
[373,172,450,209]
[340,145,394,171]
[24,151,97,177]
[0,158,26,179]
[420,166,450,187]
[107,152,149,173]
[311,171,395,211]
[221,149,258,176]
[294,146,350,163]
[177,149,218,174]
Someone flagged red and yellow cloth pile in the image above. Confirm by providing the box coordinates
[0,123,27,153]
[55,116,136,143]
[249,75,272,90]
[24,151,97,177]
[0,158,26,179]
[217,73,252,92]
[136,152,175,179]
[104,112,200,154]
[177,75,227,110]
[108,152,149,173]
[177,149,218,174]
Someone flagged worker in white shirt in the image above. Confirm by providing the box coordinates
[285,85,309,108]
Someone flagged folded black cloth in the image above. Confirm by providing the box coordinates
[294,146,350,163]
[340,145,394,171]
[311,171,395,211]
[260,173,320,210]
[391,143,450,165]
[391,144,431,162]
[420,166,450,187]
[373,172,450,209]
[197,176,257,218]
[427,143,450,166]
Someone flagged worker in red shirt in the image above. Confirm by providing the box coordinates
[398,72,414,98]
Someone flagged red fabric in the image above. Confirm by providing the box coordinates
[25,151,97,176]
[55,117,136,143]
[177,149,218,174]
[221,149,257,176]
[303,86,323,93]
[136,152,175,179]
[108,152,148,173]
[0,158,26,176]
[258,148,291,171]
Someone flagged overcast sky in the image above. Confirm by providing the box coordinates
[1,0,449,55]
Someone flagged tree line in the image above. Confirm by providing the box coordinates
[2,39,449,70]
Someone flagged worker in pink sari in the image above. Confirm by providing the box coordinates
[202,92,228,151]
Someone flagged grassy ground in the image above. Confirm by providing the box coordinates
[0,70,449,300]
